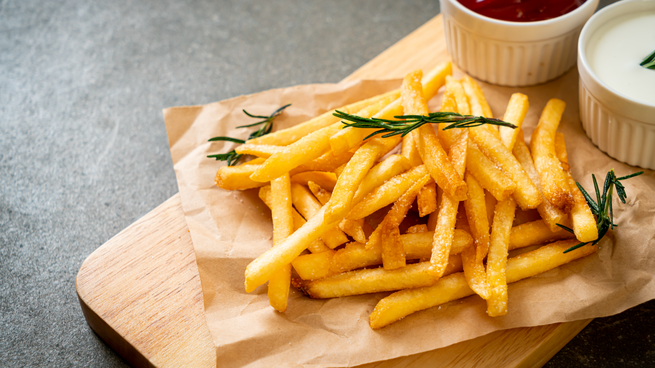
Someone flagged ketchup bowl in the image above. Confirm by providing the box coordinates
[440,0,599,86]
[578,0,655,169]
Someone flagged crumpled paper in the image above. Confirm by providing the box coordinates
[164,71,655,368]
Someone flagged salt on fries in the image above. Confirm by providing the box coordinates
[209,62,634,329]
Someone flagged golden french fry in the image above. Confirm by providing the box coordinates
[499,93,529,151]
[509,219,575,250]
[259,185,331,254]
[403,70,468,202]
[470,126,541,210]
[417,180,438,217]
[267,174,295,312]
[291,171,337,192]
[245,204,339,292]
[294,259,463,299]
[339,218,367,244]
[347,165,429,220]
[235,143,285,158]
[445,76,471,115]
[369,239,597,329]
[351,154,412,204]
[402,229,473,259]
[466,142,516,201]
[430,129,468,276]
[249,89,400,146]
[329,62,452,154]
[463,172,490,263]
[512,137,568,232]
[567,174,598,242]
[461,76,492,119]
[251,123,343,182]
[293,149,355,173]
[401,133,423,167]
[380,226,405,270]
[555,132,570,171]
[291,250,335,280]
[307,181,331,205]
[486,197,516,317]
[215,163,268,191]
[436,90,460,151]
[291,183,349,249]
[461,243,490,300]
[530,99,574,212]
[324,135,401,223]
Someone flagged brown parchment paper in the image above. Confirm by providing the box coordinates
[164,72,655,368]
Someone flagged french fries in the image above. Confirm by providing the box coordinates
[212,66,601,330]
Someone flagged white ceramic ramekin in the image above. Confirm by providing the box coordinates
[440,0,599,87]
[578,0,655,170]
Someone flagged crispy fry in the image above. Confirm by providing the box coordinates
[486,197,516,317]
[509,219,575,250]
[249,89,400,146]
[294,260,463,299]
[512,137,568,232]
[466,142,516,201]
[417,180,438,217]
[402,229,473,259]
[339,218,367,244]
[566,174,598,243]
[437,90,460,151]
[445,76,471,115]
[401,133,423,167]
[499,93,529,151]
[406,224,429,234]
[251,123,343,182]
[291,250,335,280]
[235,143,285,158]
[259,185,331,253]
[461,242,490,300]
[369,239,597,329]
[267,174,294,312]
[470,126,541,210]
[291,183,349,249]
[244,204,338,292]
[530,99,574,212]
[291,171,337,192]
[293,149,355,173]
[430,130,468,276]
[351,154,412,205]
[347,165,429,220]
[461,76,492,119]
[463,172,490,263]
[330,62,452,154]
[555,132,570,171]
[215,163,268,191]
[324,135,401,223]
[403,70,468,202]
[307,181,331,205]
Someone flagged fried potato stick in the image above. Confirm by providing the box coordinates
[509,219,575,250]
[466,143,516,201]
[291,171,337,192]
[369,239,597,329]
[486,197,516,317]
[512,136,568,232]
[417,180,438,217]
[499,93,529,151]
[463,172,491,263]
[235,143,285,158]
[291,183,349,249]
[530,99,574,212]
[249,89,400,146]
[267,174,294,312]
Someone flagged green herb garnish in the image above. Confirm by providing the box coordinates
[640,49,655,70]
[557,169,643,253]
[333,110,516,140]
[207,103,291,166]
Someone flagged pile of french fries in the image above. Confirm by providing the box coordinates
[214,62,598,329]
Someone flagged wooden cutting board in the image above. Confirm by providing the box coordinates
[76,15,592,368]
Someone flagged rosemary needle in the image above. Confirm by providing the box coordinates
[557,169,643,253]
[640,49,655,70]
[207,104,291,166]
[333,110,516,140]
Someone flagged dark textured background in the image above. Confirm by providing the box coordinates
[1,0,652,366]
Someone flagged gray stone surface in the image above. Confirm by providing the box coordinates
[0,0,651,367]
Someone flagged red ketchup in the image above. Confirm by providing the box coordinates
[457,0,586,22]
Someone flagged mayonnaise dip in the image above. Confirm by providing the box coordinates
[586,11,655,106]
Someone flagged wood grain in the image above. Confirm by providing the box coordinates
[76,14,592,368]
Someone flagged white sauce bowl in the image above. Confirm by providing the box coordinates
[440,0,599,86]
[578,0,655,170]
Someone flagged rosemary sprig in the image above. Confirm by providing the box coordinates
[556,169,644,253]
[640,49,655,70]
[333,110,516,140]
[207,103,291,166]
